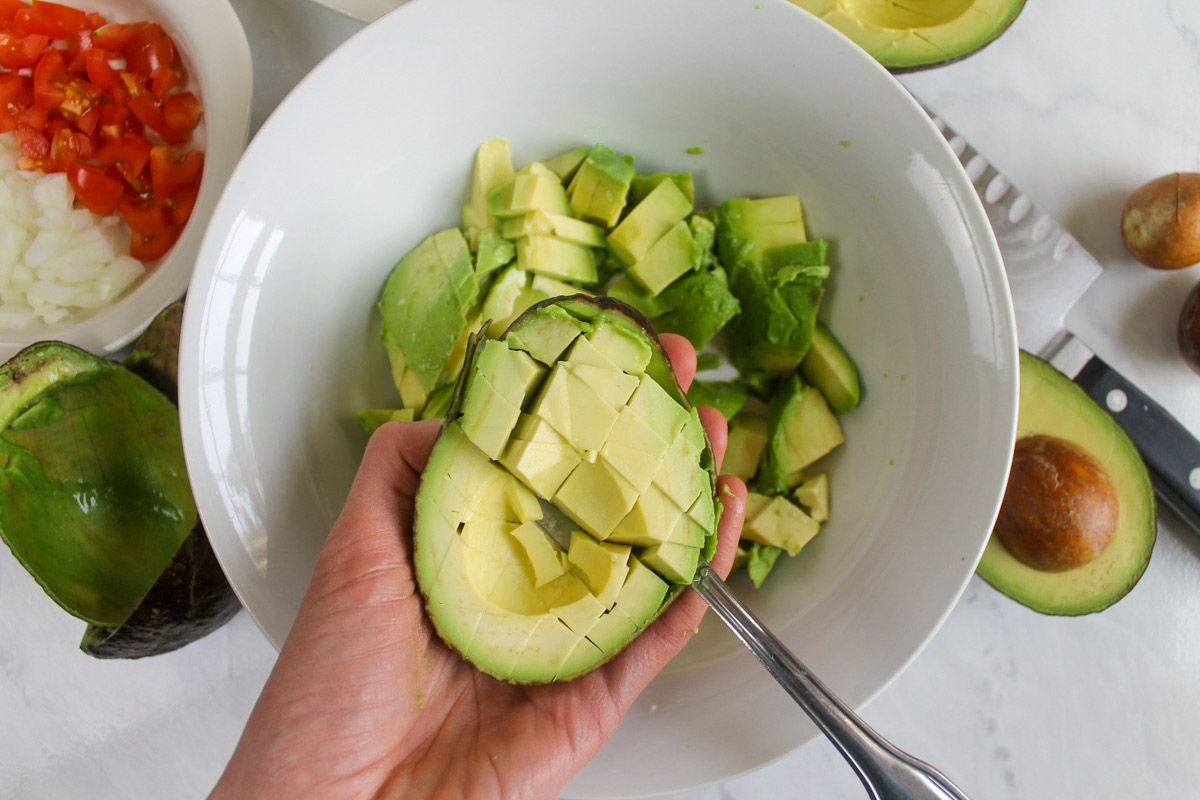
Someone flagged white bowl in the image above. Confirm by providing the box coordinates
[0,0,252,360]
[180,0,1018,796]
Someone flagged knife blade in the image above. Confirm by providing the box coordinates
[929,111,1200,535]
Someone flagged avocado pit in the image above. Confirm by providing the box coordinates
[994,435,1118,572]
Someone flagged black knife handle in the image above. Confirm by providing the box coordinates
[1075,356,1200,534]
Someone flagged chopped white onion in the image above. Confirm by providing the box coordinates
[0,131,147,330]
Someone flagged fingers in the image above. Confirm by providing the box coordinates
[659,333,696,391]
[598,473,746,709]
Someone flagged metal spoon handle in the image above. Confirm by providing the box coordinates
[692,564,973,800]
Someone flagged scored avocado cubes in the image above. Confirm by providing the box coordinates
[568,145,636,228]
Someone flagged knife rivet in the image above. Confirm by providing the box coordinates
[1106,389,1128,413]
[1191,469,1200,491]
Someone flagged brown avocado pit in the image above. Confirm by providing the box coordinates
[993,435,1118,573]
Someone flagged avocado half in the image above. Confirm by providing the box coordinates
[976,352,1156,616]
[789,0,1027,73]
[413,295,719,683]
[0,303,239,658]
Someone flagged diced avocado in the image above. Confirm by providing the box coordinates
[501,417,582,499]
[746,542,783,588]
[459,373,522,459]
[420,383,454,420]
[686,380,748,421]
[600,406,671,492]
[555,459,641,540]
[688,214,717,271]
[627,220,695,296]
[479,264,530,337]
[508,521,565,588]
[793,473,829,523]
[378,228,478,396]
[629,172,695,207]
[567,531,632,609]
[568,145,636,227]
[415,297,717,683]
[800,320,861,414]
[608,179,694,267]
[529,274,582,302]
[758,374,845,494]
[472,339,544,406]
[640,541,700,584]
[504,304,590,365]
[399,366,429,411]
[606,275,672,319]
[488,161,571,219]
[717,196,807,270]
[585,321,652,375]
[609,264,740,348]
[608,484,686,547]
[355,407,415,434]
[543,145,591,182]
[474,227,516,277]
[516,235,598,284]
[738,368,780,402]
[695,351,724,373]
[462,138,514,242]
[501,210,606,248]
[742,495,820,555]
[723,414,768,481]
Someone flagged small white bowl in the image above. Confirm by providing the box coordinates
[0,0,252,361]
[181,0,1018,796]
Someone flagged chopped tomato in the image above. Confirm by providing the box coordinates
[32,2,87,34]
[115,193,169,235]
[129,223,178,261]
[0,32,48,69]
[0,71,29,110]
[0,1,27,26]
[32,47,65,107]
[16,103,45,130]
[65,160,122,214]
[125,31,172,77]
[63,27,92,74]
[91,22,137,50]
[16,121,48,159]
[149,146,201,196]
[84,47,124,101]
[149,64,176,97]
[166,182,198,228]
[95,134,150,185]
[122,21,163,58]
[128,90,183,144]
[161,90,199,134]
[12,7,71,38]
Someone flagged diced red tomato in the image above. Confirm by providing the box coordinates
[91,22,137,50]
[161,90,198,134]
[122,21,163,58]
[149,64,176,97]
[12,7,71,38]
[32,2,87,34]
[166,182,197,228]
[0,32,48,69]
[95,134,150,185]
[129,223,178,260]
[65,160,122,214]
[149,146,200,196]
[16,103,45,130]
[16,121,48,159]
[0,1,27,26]
[32,47,65,107]
[127,90,183,144]
[125,31,172,77]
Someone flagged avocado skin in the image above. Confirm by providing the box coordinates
[885,0,1026,73]
[79,302,241,657]
[976,351,1156,616]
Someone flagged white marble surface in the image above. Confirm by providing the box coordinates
[3,0,1200,798]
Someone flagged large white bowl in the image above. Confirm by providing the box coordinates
[0,0,252,360]
[180,0,1018,796]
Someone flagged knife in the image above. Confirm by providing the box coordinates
[929,111,1200,535]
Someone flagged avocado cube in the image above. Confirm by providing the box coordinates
[488,162,570,219]
[501,428,582,500]
[543,145,591,182]
[462,138,514,236]
[627,221,695,296]
[599,405,671,492]
[626,375,689,441]
[555,637,605,681]
[629,172,695,207]
[554,460,640,540]
[531,365,621,452]
[760,375,844,493]
[793,473,829,523]
[718,196,807,269]
[567,531,632,609]
[652,264,740,348]
[473,227,516,277]
[723,414,768,480]
[607,179,693,267]
[479,265,531,337]
[686,490,717,531]
[680,409,707,454]
[583,608,639,652]
[473,340,544,407]
[506,521,565,588]
[568,145,636,227]
[688,213,716,270]
[664,514,706,548]
[742,496,820,555]
[608,484,686,547]
[507,617,581,684]
[652,437,706,510]
[612,557,669,627]
[585,318,653,374]
[542,573,608,634]
[639,541,700,584]
[355,407,416,434]
[564,334,620,372]
[502,210,606,248]
[562,362,639,411]
[504,304,589,365]
[605,275,672,319]
[799,320,861,414]
[459,373,522,459]
[686,379,748,422]
[516,235,598,283]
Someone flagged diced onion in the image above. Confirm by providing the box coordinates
[0,132,146,329]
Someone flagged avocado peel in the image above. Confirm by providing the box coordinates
[976,352,1156,616]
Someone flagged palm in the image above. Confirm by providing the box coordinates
[212,335,744,800]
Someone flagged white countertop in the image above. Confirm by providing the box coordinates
[4,1,1200,798]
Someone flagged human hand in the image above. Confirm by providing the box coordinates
[210,333,747,800]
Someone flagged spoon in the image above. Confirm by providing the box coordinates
[691,563,974,800]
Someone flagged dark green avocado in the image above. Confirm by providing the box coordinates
[789,0,1027,73]
[0,303,239,658]
[976,352,1156,616]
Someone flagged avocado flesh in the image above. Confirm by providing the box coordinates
[414,297,717,683]
[975,352,1155,616]
[788,0,1027,72]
